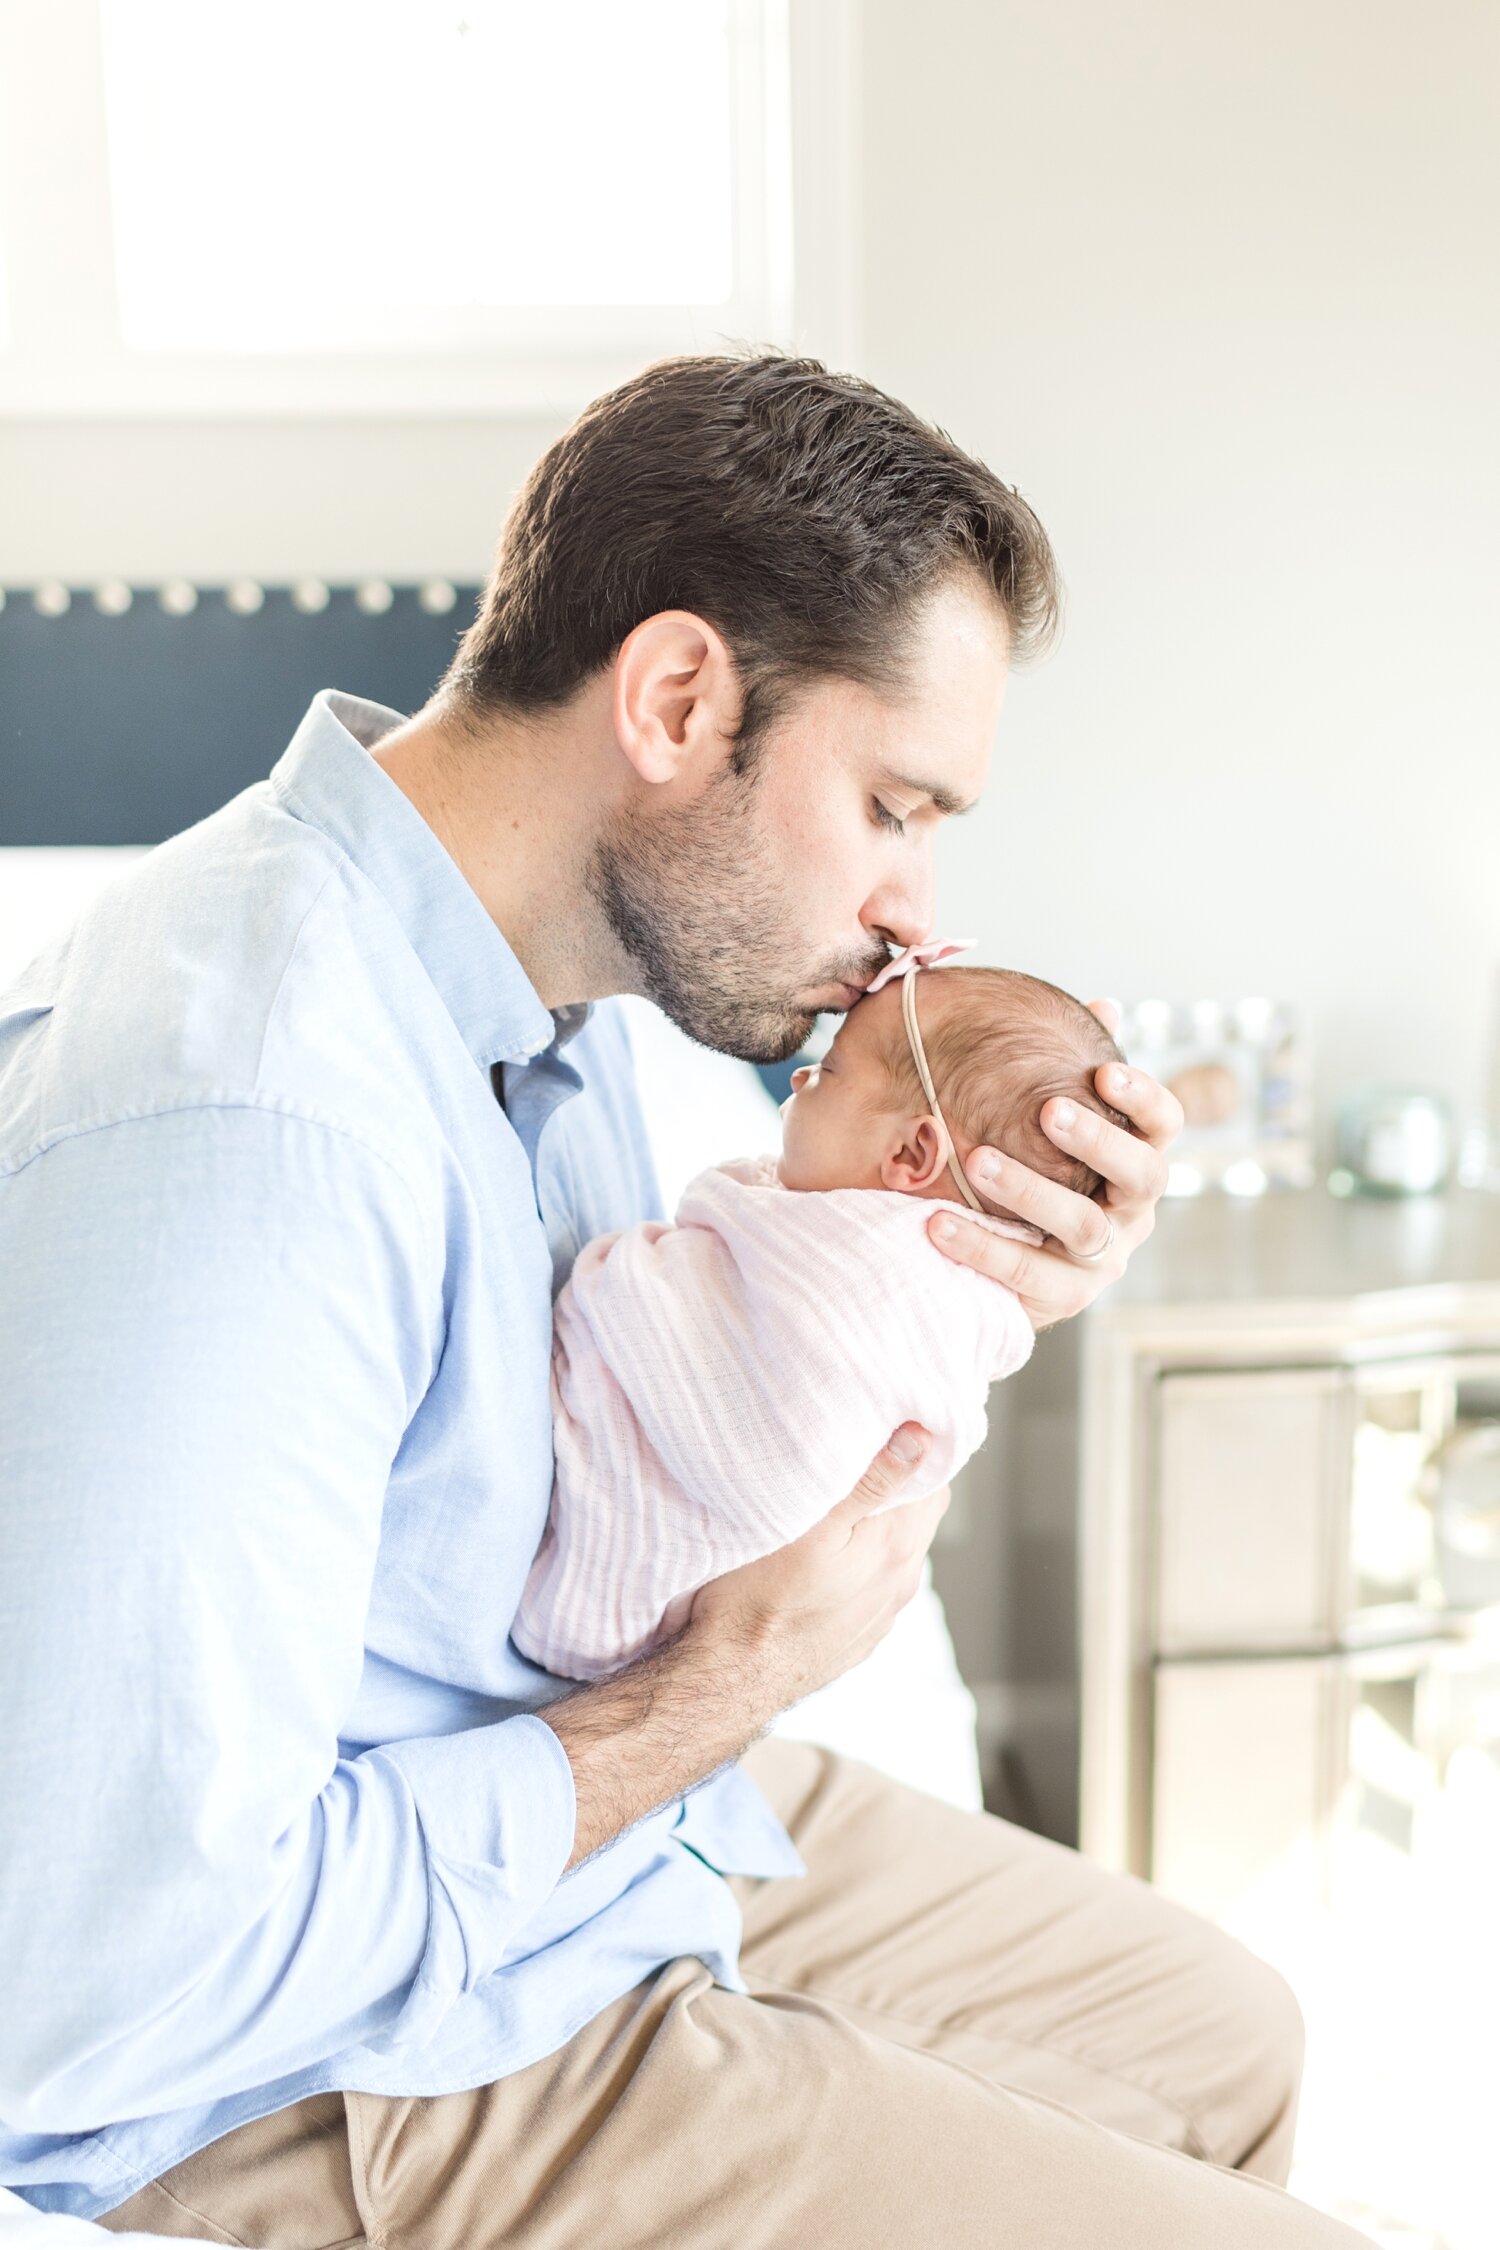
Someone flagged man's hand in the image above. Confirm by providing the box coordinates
[926,1000,1183,1329]
[541,1428,943,1868]
[688,1438,949,1707]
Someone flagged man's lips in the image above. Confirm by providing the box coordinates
[809,979,872,1010]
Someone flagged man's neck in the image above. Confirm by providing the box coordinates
[371,693,637,1012]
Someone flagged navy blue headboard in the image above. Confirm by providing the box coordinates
[0,581,482,846]
[0,576,802,1103]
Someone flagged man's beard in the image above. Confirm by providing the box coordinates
[587,764,882,1065]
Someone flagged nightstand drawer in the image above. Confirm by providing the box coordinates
[1151,1655,1338,1919]
[1153,1368,1349,1654]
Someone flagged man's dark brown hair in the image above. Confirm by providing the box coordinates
[443,351,1060,758]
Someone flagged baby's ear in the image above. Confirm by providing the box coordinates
[879,1116,952,1197]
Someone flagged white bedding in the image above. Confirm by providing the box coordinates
[0,2188,220,2250]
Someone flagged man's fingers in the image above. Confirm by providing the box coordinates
[1041,1096,1168,1213]
[962,1146,1102,1250]
[1086,995,1123,1039]
[840,1424,930,1516]
[933,1215,1052,1299]
[930,1060,1183,1336]
[1093,1061,1185,1155]
[946,1155,1116,1265]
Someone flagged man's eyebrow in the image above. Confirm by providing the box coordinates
[876,765,976,818]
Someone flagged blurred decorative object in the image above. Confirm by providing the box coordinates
[1456,1124,1500,1192]
[224,578,265,616]
[1331,1089,1453,1198]
[1120,997,1313,1195]
[92,578,133,616]
[290,578,331,614]
[355,579,395,615]
[32,581,71,617]
[158,578,199,615]
[418,579,458,615]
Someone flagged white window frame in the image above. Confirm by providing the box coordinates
[0,0,857,419]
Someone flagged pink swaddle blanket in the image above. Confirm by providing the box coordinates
[513,1154,1035,1682]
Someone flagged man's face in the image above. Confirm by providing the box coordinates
[589,579,1011,1062]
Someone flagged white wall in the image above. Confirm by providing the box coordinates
[0,419,551,585]
[1,0,1495,1123]
[857,0,1500,1130]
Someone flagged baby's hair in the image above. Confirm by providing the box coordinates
[876,966,1129,1200]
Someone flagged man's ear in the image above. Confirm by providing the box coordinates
[880,1116,953,1197]
[611,610,738,787]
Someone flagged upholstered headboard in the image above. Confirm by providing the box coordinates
[0,575,804,1103]
[0,580,482,847]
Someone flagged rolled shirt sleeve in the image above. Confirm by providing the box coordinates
[0,1102,575,2132]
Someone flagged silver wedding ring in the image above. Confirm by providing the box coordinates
[1069,1214,1117,1266]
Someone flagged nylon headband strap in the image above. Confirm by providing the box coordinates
[900,966,985,1212]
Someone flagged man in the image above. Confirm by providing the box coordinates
[0,356,1361,2245]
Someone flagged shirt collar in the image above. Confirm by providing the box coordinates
[268,689,572,1073]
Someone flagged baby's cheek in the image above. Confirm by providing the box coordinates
[777,1105,814,1187]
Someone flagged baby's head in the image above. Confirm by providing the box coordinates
[777,965,1129,1216]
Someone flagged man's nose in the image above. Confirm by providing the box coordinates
[863,873,935,956]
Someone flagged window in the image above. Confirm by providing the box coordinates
[0,0,854,415]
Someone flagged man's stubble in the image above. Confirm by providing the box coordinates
[587,758,881,1066]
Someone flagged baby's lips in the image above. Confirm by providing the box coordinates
[863,937,976,994]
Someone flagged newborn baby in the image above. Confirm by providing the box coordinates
[513,946,1126,1681]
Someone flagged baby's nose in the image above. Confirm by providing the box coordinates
[790,1065,812,1091]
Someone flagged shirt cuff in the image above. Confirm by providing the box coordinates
[364,1713,577,2052]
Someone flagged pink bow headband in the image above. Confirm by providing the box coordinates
[864,939,984,1212]
[862,937,975,995]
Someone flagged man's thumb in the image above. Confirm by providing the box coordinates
[847,1424,930,1512]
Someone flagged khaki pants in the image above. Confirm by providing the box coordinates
[102,1740,1366,2248]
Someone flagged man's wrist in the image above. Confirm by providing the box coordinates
[539,1618,776,1870]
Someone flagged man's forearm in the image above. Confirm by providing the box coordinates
[540,1435,949,1871]
[539,1623,772,1870]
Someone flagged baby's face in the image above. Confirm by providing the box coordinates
[778,963,1125,1208]
[776,986,911,1194]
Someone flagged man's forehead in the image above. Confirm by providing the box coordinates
[876,580,1009,798]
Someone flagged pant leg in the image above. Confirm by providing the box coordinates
[100,1742,1365,2250]
[733,1736,1308,2182]
[97,2092,364,2248]
[101,1965,1361,2250]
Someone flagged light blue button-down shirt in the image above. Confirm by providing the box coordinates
[0,691,802,2221]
